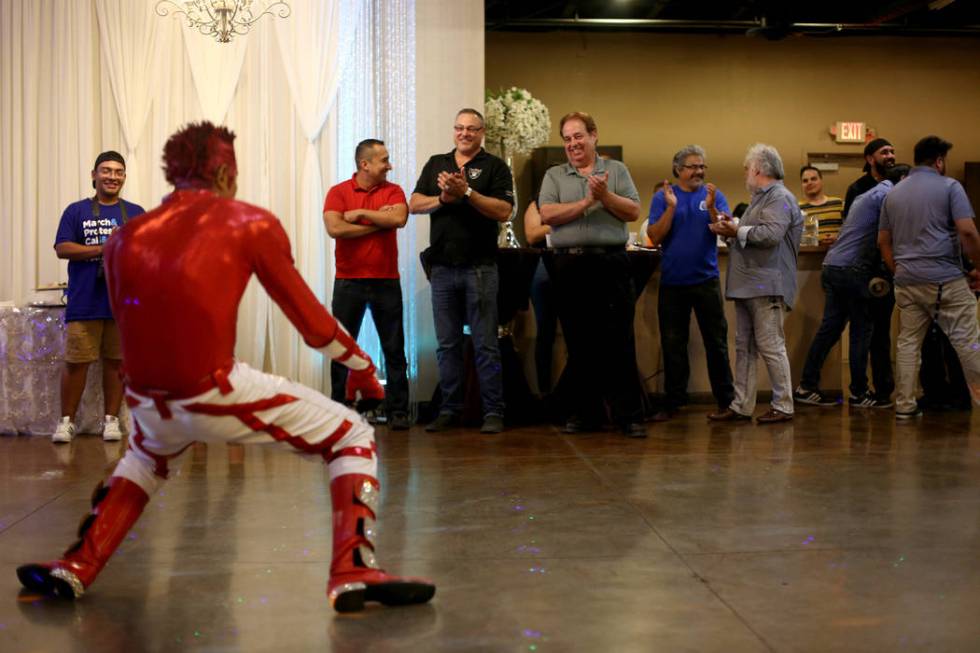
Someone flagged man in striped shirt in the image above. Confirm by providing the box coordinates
[799,165,844,243]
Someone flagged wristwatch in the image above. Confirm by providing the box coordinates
[464,187,473,199]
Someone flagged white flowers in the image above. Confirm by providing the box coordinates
[485,87,551,158]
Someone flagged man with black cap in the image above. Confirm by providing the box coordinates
[843,138,896,218]
[842,137,897,405]
[51,151,145,443]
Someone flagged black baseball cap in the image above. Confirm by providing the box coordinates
[92,151,126,188]
[862,138,892,172]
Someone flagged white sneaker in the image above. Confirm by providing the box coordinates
[102,415,123,442]
[52,416,75,444]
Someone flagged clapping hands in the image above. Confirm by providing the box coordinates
[438,167,469,202]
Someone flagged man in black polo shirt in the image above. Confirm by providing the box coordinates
[409,108,514,434]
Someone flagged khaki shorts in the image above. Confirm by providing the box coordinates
[65,319,122,364]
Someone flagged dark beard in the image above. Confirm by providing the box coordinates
[873,160,894,177]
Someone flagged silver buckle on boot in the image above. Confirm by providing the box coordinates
[50,567,85,598]
[328,581,366,602]
[363,517,377,546]
[357,545,379,569]
[356,480,378,514]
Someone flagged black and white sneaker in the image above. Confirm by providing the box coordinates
[793,387,838,406]
[848,392,894,408]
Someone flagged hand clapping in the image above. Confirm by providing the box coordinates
[662,180,677,208]
[438,167,469,201]
[587,172,609,202]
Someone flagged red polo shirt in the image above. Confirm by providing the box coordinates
[323,175,406,279]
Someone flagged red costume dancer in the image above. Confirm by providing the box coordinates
[17,122,435,613]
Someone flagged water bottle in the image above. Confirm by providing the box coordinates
[802,211,819,246]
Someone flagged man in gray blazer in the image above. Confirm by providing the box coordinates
[708,144,803,424]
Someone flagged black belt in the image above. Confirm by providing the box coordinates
[553,245,624,255]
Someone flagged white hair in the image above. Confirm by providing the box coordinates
[744,143,784,180]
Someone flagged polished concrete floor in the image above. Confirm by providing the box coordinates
[2,406,979,652]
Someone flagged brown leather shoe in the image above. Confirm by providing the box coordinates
[756,408,793,424]
[707,408,752,422]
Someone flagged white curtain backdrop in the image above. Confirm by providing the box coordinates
[94,0,170,204]
[181,21,249,124]
[273,0,359,388]
[0,0,429,398]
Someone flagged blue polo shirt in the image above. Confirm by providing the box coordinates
[823,180,892,271]
[649,185,729,286]
[54,198,145,321]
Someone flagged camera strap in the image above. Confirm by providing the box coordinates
[91,197,129,224]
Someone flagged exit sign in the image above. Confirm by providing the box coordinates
[835,122,866,143]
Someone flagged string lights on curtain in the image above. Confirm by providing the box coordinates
[155,0,290,43]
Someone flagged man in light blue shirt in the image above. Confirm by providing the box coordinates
[795,164,909,409]
[878,135,980,418]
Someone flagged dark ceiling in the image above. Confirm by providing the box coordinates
[485,0,980,38]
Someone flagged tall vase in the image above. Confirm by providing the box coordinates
[498,154,520,249]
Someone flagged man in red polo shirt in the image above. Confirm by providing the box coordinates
[324,139,410,430]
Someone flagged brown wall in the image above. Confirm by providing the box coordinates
[487,31,980,226]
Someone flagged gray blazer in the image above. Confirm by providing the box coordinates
[724,181,803,309]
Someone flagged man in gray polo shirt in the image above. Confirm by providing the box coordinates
[709,143,803,424]
[878,135,980,418]
[538,111,645,437]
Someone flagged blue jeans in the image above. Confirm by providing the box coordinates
[800,266,874,396]
[330,279,409,414]
[430,264,504,418]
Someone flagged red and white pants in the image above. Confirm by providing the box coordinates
[114,362,377,495]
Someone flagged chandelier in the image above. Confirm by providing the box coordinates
[155,0,291,43]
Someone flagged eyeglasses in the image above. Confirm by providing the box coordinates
[97,168,127,178]
[681,164,708,171]
[453,125,484,134]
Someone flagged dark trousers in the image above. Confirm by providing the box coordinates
[658,278,734,411]
[529,258,557,395]
[330,278,409,415]
[549,250,642,425]
[868,290,895,399]
[800,266,874,396]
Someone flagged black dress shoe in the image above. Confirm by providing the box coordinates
[562,416,599,434]
[621,422,647,438]
[389,412,411,430]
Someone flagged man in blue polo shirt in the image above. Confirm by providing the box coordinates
[647,145,734,420]
[52,151,145,443]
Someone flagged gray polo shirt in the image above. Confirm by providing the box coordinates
[538,156,640,248]
[879,166,976,286]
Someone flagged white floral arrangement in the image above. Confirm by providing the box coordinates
[484,87,551,158]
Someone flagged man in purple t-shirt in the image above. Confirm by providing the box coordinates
[52,151,145,443]
[647,145,734,420]
[878,136,980,418]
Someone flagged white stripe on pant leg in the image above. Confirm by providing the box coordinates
[112,447,166,496]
